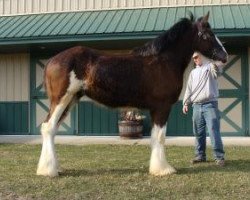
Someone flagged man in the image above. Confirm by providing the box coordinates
[183,52,225,166]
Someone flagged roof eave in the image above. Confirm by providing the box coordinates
[0,30,250,46]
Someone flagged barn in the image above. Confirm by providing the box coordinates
[0,0,249,137]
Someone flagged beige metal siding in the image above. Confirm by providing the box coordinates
[0,54,29,101]
[0,0,249,16]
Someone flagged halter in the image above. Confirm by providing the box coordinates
[198,31,208,40]
[198,31,203,38]
[197,31,217,60]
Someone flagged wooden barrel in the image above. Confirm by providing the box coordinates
[118,120,143,138]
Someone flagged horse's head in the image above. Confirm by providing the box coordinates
[193,12,228,64]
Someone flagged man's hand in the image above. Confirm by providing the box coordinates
[211,63,219,79]
[182,104,188,114]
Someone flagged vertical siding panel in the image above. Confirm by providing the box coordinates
[32,0,40,13]
[6,56,14,101]
[118,0,126,8]
[22,54,29,101]
[203,0,213,4]
[13,55,21,101]
[0,57,3,101]
[22,103,29,132]
[86,0,94,10]
[47,0,55,12]
[0,104,7,131]
[26,0,33,13]
[70,0,79,11]
[159,0,167,6]
[84,102,93,133]
[92,105,101,133]
[3,0,11,15]
[40,0,47,13]
[179,0,187,5]
[6,104,14,131]
[144,0,151,7]
[110,0,118,8]
[92,0,100,9]
[154,0,161,6]
[18,0,26,13]
[79,0,86,10]
[2,58,7,101]
[0,0,3,15]
[135,0,143,7]
[54,0,63,12]
[127,0,134,8]
[64,0,71,11]
[110,111,118,134]
[14,103,21,132]
[11,0,18,14]
[100,109,109,135]
[0,54,29,102]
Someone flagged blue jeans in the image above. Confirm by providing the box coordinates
[192,101,225,160]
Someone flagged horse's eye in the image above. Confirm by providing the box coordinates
[202,34,207,40]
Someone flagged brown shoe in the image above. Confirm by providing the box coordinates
[215,159,225,167]
[191,157,206,164]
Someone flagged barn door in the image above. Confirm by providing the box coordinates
[218,49,249,136]
[30,55,76,135]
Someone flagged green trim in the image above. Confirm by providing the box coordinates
[241,48,249,136]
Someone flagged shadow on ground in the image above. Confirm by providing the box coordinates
[178,159,250,174]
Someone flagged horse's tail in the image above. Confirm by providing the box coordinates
[43,58,52,97]
[43,60,49,93]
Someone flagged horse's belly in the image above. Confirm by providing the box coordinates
[85,85,145,109]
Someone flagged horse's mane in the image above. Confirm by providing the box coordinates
[132,14,195,56]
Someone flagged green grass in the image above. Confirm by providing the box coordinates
[0,144,250,200]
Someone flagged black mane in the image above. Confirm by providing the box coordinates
[132,15,194,56]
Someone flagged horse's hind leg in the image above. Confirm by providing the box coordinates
[37,95,74,177]
[37,71,82,177]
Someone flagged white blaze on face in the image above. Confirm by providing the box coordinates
[215,36,227,55]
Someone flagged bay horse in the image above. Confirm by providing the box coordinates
[37,12,228,177]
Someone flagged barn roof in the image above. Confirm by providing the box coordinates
[0,5,249,46]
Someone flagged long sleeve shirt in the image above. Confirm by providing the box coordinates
[183,61,222,105]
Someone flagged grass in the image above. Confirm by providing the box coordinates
[0,144,250,200]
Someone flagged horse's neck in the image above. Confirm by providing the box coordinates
[169,32,195,71]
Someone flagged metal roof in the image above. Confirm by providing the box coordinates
[0,5,250,45]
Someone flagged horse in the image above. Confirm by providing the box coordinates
[37,12,228,177]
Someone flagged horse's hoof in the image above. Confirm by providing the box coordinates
[150,166,177,176]
[36,168,59,177]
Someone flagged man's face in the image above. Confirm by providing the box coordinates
[193,55,203,66]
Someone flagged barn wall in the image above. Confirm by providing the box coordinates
[0,54,29,134]
[0,0,249,16]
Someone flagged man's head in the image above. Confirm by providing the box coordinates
[193,52,203,66]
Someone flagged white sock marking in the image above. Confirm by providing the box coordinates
[149,124,176,176]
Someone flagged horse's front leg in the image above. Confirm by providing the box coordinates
[149,124,176,176]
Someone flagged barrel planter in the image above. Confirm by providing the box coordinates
[118,120,143,138]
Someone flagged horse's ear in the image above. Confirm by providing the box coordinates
[203,11,210,23]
